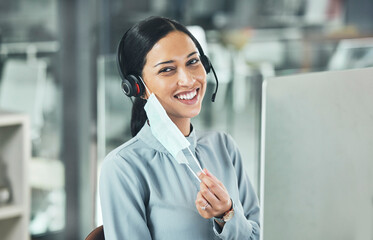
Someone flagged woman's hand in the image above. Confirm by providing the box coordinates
[195,168,232,227]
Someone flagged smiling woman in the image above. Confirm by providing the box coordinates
[99,16,260,240]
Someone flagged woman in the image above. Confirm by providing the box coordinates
[99,16,260,240]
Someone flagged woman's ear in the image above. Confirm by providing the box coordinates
[140,92,149,100]
[138,75,150,99]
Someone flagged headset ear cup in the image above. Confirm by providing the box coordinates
[201,55,211,74]
[133,76,145,97]
[121,75,144,97]
[121,79,133,96]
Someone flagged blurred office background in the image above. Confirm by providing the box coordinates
[0,0,372,239]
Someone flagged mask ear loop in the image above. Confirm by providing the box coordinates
[187,148,205,175]
[184,149,207,183]
[138,76,152,97]
[185,164,202,183]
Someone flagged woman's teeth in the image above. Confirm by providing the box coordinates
[176,90,197,100]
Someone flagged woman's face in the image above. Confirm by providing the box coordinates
[142,31,207,124]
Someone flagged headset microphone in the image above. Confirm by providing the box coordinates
[196,54,219,102]
[210,65,219,102]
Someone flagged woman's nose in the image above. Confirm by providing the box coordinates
[177,69,195,87]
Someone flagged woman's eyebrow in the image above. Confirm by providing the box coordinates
[187,51,198,58]
[154,60,174,67]
[153,51,199,67]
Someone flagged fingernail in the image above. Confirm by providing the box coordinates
[197,171,202,177]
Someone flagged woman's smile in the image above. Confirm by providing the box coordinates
[174,88,200,105]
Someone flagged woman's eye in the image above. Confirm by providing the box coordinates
[159,67,174,73]
[187,58,199,65]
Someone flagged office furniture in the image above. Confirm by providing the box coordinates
[260,68,373,240]
[328,37,373,70]
[0,112,30,240]
[85,225,104,240]
[0,59,47,141]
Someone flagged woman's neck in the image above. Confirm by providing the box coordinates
[170,117,191,136]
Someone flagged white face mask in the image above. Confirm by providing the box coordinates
[144,93,190,164]
[140,77,204,182]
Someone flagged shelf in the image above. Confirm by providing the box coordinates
[0,205,24,220]
[0,112,28,127]
[0,112,30,240]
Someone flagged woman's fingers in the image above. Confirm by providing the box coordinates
[200,182,220,206]
[195,192,213,218]
[199,170,229,203]
[204,169,225,189]
[195,192,206,208]
[197,169,232,216]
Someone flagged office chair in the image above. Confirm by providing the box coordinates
[85,225,105,240]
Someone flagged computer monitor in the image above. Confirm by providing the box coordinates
[260,68,373,240]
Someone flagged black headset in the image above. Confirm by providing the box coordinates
[117,29,219,102]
